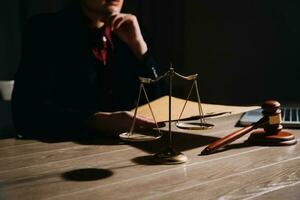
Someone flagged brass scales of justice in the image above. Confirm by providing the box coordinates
[119,65,214,164]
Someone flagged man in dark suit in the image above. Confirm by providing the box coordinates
[12,0,162,138]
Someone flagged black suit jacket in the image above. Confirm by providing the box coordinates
[12,5,160,137]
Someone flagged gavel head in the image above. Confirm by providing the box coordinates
[261,100,282,134]
[247,100,297,146]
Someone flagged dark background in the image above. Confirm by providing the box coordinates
[1,0,300,105]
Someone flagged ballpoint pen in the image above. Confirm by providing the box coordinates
[175,111,232,122]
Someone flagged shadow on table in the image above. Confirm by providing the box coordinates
[17,128,219,151]
[132,155,160,166]
[130,131,219,165]
[15,128,221,164]
[16,129,219,157]
[62,168,113,182]
[129,131,219,154]
[18,134,126,146]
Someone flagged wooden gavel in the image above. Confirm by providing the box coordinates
[201,100,297,155]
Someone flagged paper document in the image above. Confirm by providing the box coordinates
[132,96,259,122]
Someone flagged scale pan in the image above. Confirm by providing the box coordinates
[119,132,162,142]
[176,122,214,130]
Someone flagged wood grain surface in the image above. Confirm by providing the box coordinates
[0,114,299,200]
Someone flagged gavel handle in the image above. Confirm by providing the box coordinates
[201,126,254,155]
[201,117,267,155]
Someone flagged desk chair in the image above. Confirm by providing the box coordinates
[0,80,16,138]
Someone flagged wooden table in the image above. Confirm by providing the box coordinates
[1,114,300,200]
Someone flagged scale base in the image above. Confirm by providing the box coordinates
[246,130,297,146]
[119,132,162,142]
[153,147,188,164]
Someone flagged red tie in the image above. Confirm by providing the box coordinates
[92,26,113,66]
[91,26,115,110]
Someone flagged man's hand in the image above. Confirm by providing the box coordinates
[87,111,164,136]
[107,13,148,59]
